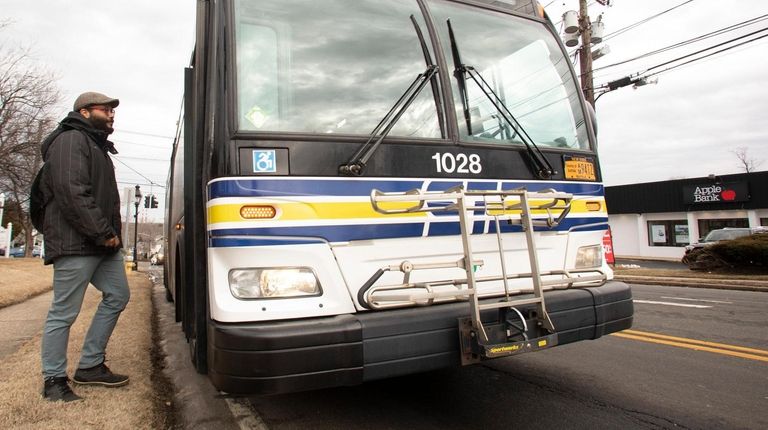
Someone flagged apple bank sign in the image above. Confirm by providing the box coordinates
[682,182,749,204]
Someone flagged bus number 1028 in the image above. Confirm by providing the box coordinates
[431,152,483,174]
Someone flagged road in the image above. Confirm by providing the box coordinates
[239,284,768,430]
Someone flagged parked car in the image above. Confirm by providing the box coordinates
[150,246,165,266]
[682,227,767,264]
[9,245,42,258]
[149,251,165,266]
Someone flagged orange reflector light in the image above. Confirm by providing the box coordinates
[586,201,602,212]
[240,205,277,219]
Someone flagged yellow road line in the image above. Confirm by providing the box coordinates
[622,329,768,356]
[611,330,768,363]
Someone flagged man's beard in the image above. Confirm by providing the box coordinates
[89,115,114,134]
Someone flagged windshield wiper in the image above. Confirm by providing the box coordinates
[447,19,473,136]
[340,15,442,176]
[446,19,555,180]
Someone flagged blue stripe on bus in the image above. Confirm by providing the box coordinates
[210,238,323,247]
[208,178,605,199]
[209,179,424,199]
[429,217,608,236]
[208,217,608,247]
[500,181,604,196]
[209,223,426,243]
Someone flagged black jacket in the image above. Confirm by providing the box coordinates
[40,112,122,264]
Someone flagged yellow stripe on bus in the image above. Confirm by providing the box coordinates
[208,201,426,223]
[207,198,604,224]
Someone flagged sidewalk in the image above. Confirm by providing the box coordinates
[0,290,52,360]
[613,274,768,292]
[613,257,768,292]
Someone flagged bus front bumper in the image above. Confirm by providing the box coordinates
[207,281,633,395]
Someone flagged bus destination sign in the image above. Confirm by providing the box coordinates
[563,155,596,181]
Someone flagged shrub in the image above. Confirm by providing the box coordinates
[689,234,768,271]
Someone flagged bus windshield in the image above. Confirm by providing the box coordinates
[234,0,441,137]
[233,0,588,150]
[430,0,589,150]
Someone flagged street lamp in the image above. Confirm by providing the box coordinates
[133,185,141,271]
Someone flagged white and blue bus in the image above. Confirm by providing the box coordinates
[166,0,633,395]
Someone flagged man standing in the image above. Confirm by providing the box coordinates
[39,92,131,402]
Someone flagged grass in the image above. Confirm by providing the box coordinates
[0,265,170,429]
[0,258,53,308]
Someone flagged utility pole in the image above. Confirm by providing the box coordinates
[0,193,5,231]
[133,185,142,271]
[123,187,132,243]
[578,0,595,107]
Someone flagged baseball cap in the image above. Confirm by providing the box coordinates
[73,92,120,111]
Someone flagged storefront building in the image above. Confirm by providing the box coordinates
[605,171,768,260]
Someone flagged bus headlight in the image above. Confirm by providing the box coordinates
[575,245,603,268]
[228,268,321,299]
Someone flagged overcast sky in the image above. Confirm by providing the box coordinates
[2,0,767,223]
[546,0,768,185]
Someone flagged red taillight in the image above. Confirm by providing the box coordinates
[602,228,615,265]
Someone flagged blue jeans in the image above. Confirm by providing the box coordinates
[41,252,130,378]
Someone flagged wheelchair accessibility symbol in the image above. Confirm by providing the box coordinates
[252,150,277,173]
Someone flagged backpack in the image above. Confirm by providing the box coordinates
[29,124,69,232]
[29,165,49,232]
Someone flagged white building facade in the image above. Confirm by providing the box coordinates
[605,171,768,260]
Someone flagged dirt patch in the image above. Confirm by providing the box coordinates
[0,269,169,429]
[0,258,53,308]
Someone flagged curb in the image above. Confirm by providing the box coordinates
[614,275,768,293]
[152,283,242,430]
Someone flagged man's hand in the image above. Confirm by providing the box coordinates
[104,236,121,248]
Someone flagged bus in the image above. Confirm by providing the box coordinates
[165,0,633,395]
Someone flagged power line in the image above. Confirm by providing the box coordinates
[116,181,166,189]
[641,26,768,75]
[644,32,768,78]
[593,13,768,73]
[601,0,695,43]
[112,157,164,187]
[594,29,768,94]
[112,138,173,149]
[113,154,170,162]
[118,129,174,140]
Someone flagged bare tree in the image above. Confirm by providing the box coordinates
[731,146,764,174]
[0,28,61,256]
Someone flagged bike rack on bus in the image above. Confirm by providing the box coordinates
[360,185,607,364]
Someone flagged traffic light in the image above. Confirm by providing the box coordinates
[151,195,158,208]
[144,196,150,208]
